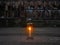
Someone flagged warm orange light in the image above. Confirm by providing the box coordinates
[26,23,34,38]
[28,26,32,31]
[28,27,32,37]
[27,26,32,37]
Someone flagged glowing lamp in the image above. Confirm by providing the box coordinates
[26,23,34,40]
[28,26,32,31]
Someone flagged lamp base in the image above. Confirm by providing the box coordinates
[27,37,34,40]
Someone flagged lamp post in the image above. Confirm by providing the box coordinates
[26,23,34,40]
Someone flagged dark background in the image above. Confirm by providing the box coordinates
[0,0,60,45]
[0,0,60,27]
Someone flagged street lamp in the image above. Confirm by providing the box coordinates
[26,23,34,40]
